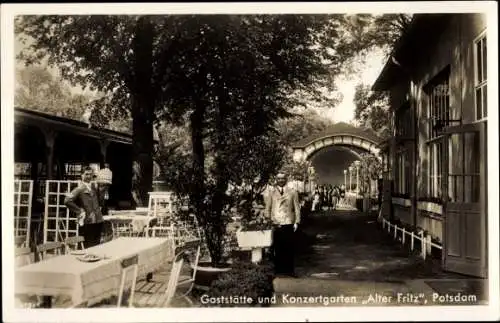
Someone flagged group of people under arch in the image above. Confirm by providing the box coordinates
[311,184,346,212]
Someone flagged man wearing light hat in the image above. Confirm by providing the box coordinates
[265,171,301,277]
[97,163,112,215]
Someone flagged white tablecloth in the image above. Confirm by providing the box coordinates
[103,213,155,235]
[15,237,173,306]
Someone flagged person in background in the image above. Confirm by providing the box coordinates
[98,163,113,215]
[64,166,104,248]
[327,185,333,210]
[265,172,301,277]
[311,186,321,213]
[340,183,346,198]
[332,185,340,210]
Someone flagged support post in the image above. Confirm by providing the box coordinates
[411,232,414,251]
[426,234,432,256]
[42,129,57,180]
[99,139,110,166]
[356,167,360,194]
[402,228,406,244]
[420,232,426,260]
[251,248,263,263]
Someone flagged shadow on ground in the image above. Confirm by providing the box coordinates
[294,210,469,282]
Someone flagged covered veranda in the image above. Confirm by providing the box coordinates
[14,107,134,207]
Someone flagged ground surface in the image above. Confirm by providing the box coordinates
[40,209,487,308]
[272,209,487,307]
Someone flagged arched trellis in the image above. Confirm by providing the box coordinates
[292,134,381,163]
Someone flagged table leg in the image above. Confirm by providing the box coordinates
[251,248,263,263]
[40,296,52,308]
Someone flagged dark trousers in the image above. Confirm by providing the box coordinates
[272,224,295,275]
[80,222,103,248]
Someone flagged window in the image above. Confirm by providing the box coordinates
[428,141,443,198]
[475,34,487,120]
[426,68,451,139]
[395,102,412,138]
[448,131,480,203]
[395,149,410,195]
[64,163,83,180]
[424,67,457,199]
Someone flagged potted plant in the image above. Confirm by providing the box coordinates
[235,199,274,263]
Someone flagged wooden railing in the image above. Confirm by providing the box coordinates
[378,212,442,260]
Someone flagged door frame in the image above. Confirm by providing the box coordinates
[442,121,487,277]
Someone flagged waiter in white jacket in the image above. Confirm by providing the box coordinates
[265,172,301,277]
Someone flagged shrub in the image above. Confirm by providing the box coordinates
[206,261,274,307]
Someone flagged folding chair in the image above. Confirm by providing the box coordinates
[64,236,85,254]
[164,248,187,307]
[15,235,26,248]
[15,247,33,267]
[15,247,40,308]
[149,216,175,238]
[36,241,64,260]
[171,239,201,306]
[111,219,134,238]
[117,254,139,308]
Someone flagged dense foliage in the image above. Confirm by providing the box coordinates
[207,261,274,307]
[15,66,92,121]
[16,13,411,266]
[353,83,392,139]
[348,152,383,195]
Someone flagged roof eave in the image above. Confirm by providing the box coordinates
[372,14,452,91]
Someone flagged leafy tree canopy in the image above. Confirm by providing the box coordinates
[353,83,392,139]
[15,65,92,121]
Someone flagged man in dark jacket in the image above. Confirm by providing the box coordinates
[64,166,104,248]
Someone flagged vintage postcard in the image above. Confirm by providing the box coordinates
[1,2,498,322]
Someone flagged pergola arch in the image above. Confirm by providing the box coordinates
[292,133,381,163]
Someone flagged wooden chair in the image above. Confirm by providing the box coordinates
[148,216,175,239]
[117,254,139,308]
[15,247,40,308]
[15,247,33,267]
[64,236,85,254]
[36,241,64,260]
[171,239,201,306]
[111,219,134,238]
[15,235,26,248]
[164,248,187,307]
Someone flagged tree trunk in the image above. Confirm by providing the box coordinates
[190,104,206,221]
[207,77,230,265]
[130,16,155,206]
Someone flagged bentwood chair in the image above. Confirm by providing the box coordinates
[36,241,64,260]
[64,236,85,254]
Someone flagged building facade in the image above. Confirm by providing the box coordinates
[373,14,488,278]
[14,107,135,208]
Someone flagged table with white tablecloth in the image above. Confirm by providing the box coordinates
[15,237,173,307]
[103,211,156,237]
